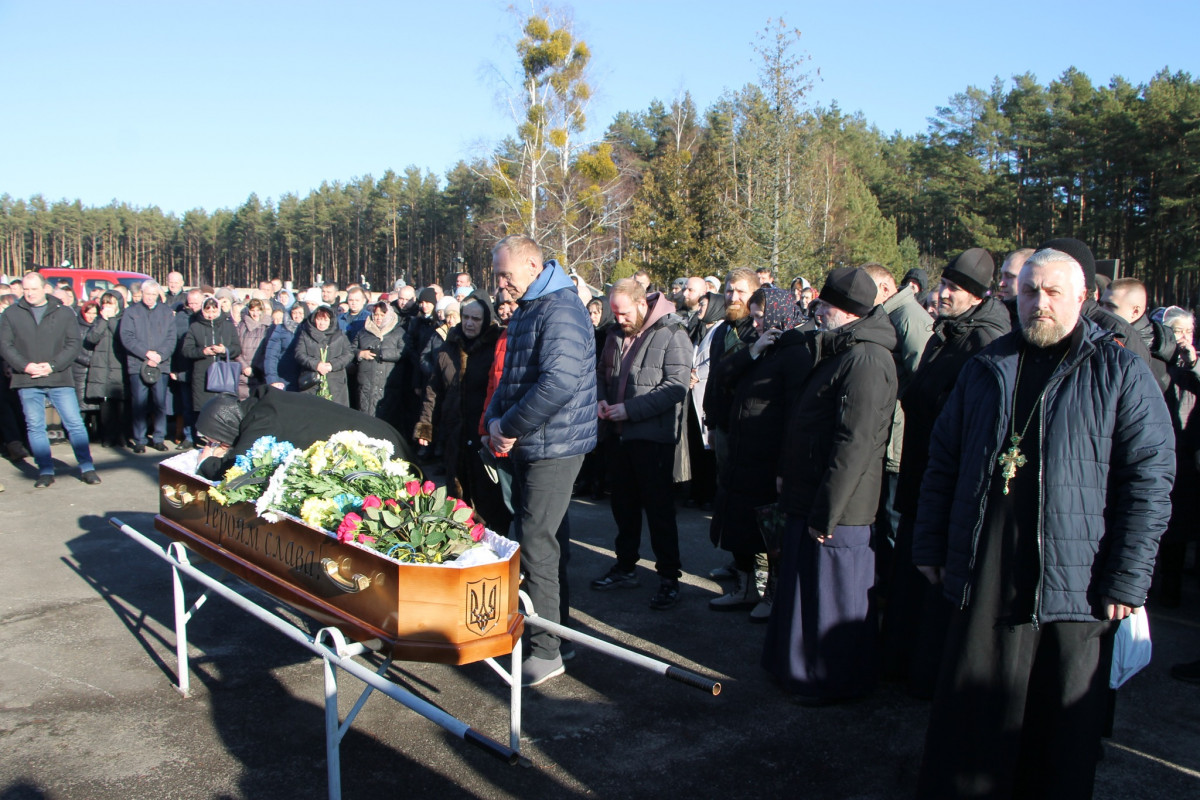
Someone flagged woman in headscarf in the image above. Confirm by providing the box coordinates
[82,291,127,447]
[235,298,270,400]
[293,305,352,406]
[707,286,812,620]
[182,295,243,431]
[414,292,509,531]
[73,301,100,437]
[355,300,407,419]
[264,303,306,391]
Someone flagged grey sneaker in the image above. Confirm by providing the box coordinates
[649,578,681,610]
[591,566,640,590]
[708,561,738,580]
[521,654,565,687]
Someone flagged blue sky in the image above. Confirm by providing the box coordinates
[2,0,1196,216]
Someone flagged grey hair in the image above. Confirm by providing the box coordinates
[1025,248,1086,292]
[1163,306,1194,329]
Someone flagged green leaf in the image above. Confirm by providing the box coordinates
[382,509,402,528]
[452,507,473,523]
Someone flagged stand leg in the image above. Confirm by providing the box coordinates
[171,551,190,697]
[324,652,341,800]
[510,633,522,754]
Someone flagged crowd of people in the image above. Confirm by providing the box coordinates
[1,232,1197,797]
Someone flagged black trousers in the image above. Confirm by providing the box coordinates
[607,438,681,579]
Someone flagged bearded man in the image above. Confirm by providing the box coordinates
[912,246,1173,798]
[590,279,692,609]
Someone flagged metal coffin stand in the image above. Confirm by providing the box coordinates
[110,517,720,800]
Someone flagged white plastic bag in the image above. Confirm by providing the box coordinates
[1109,608,1152,689]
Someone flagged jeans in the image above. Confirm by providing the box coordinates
[19,386,94,475]
[511,454,583,660]
[130,373,168,444]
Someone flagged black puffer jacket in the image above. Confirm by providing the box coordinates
[354,307,407,417]
[74,312,97,411]
[182,314,242,410]
[293,308,353,406]
[83,313,126,401]
[710,329,813,552]
[1131,312,1176,393]
[896,296,1011,517]
[912,319,1175,620]
[777,306,899,535]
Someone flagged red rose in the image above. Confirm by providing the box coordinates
[336,512,362,542]
[362,495,382,509]
[384,498,399,508]
[470,523,485,542]
[357,534,377,544]
[404,480,421,497]
[452,499,468,512]
[422,480,436,495]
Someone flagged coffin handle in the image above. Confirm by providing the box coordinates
[321,557,371,592]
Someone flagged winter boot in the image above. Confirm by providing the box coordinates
[709,569,760,611]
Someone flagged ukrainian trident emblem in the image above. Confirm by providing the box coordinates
[465,577,500,636]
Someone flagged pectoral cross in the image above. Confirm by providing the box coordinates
[997,435,1026,495]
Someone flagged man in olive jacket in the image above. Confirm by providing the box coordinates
[591,278,692,610]
[0,272,99,487]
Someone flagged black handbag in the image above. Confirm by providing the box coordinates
[205,354,240,394]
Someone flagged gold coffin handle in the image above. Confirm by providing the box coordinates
[321,557,371,593]
[162,484,203,508]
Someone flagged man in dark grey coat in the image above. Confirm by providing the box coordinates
[590,279,692,609]
[120,279,176,452]
[912,246,1174,798]
[0,273,99,487]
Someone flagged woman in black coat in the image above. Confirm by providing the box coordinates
[82,292,127,447]
[293,305,353,406]
[354,301,407,419]
[182,295,243,418]
[708,287,811,614]
[414,294,509,531]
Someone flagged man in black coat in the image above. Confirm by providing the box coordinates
[882,248,1011,693]
[1100,277,1175,392]
[194,385,412,482]
[0,273,100,487]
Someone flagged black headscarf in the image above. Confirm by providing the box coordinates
[757,287,804,330]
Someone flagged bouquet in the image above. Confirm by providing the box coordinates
[335,481,486,563]
[207,435,296,506]
[317,345,332,400]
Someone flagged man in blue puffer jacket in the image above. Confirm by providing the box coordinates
[912,243,1174,798]
[484,235,597,688]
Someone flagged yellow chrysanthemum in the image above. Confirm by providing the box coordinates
[208,487,229,506]
[300,497,337,529]
[223,466,246,481]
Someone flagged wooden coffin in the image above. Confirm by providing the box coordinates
[155,461,522,665]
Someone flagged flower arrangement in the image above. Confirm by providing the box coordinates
[211,430,487,564]
[335,481,487,563]
[207,435,296,506]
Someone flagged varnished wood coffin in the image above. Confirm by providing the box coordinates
[155,461,522,665]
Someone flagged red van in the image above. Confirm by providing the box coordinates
[35,266,153,301]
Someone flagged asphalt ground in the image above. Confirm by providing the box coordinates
[2,444,1199,799]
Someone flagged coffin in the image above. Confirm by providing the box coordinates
[154,459,522,665]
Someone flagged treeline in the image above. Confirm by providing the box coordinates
[3,51,1198,302]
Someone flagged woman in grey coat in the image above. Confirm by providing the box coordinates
[294,305,353,406]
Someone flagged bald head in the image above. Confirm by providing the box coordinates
[683,277,708,310]
[862,263,896,304]
[1099,277,1147,324]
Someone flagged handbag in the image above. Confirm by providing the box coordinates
[1109,608,1152,689]
[205,353,240,394]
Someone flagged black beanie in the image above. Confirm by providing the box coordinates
[1036,237,1096,291]
[418,288,438,305]
[820,267,877,317]
[942,248,994,299]
[901,268,928,292]
[196,394,244,445]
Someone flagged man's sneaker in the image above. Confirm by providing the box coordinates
[148,440,169,452]
[1170,659,1200,684]
[175,439,194,451]
[749,593,773,623]
[649,578,680,610]
[132,443,146,454]
[521,654,565,687]
[34,475,55,489]
[81,470,102,485]
[591,566,640,591]
[708,561,738,581]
